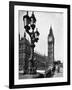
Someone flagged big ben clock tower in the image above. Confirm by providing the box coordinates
[47,26,54,68]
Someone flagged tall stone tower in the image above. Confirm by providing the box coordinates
[47,26,54,68]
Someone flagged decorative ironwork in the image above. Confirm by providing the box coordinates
[23,11,40,74]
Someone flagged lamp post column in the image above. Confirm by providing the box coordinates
[23,11,40,74]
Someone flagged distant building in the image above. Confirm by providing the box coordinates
[19,32,31,74]
[47,26,54,68]
[19,32,47,73]
[34,52,47,70]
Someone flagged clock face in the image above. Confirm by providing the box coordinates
[49,36,52,42]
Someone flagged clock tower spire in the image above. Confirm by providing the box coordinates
[47,26,54,68]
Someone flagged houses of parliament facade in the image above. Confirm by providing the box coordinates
[19,26,54,73]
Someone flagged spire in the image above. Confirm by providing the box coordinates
[49,25,53,36]
[48,25,54,43]
[50,26,53,34]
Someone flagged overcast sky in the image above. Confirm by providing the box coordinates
[18,10,64,62]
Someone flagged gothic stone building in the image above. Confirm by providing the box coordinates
[19,32,31,74]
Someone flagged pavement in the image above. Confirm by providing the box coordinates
[53,68,63,77]
[19,72,44,79]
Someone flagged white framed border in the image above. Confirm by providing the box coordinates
[14,5,67,85]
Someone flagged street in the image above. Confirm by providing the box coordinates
[19,67,63,79]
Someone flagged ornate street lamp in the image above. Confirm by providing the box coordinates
[23,11,40,74]
[23,11,30,34]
